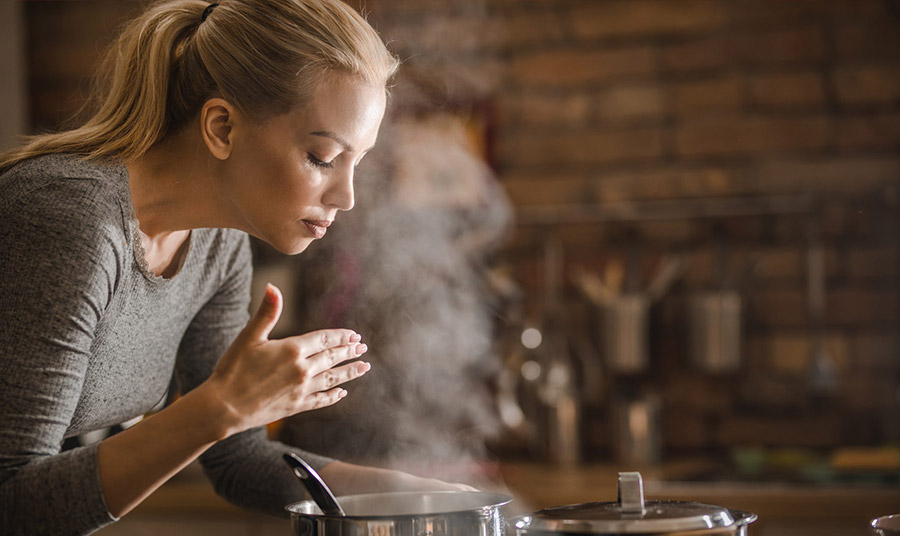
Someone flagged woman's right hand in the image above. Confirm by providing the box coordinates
[201,283,370,438]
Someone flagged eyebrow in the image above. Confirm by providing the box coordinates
[309,130,375,154]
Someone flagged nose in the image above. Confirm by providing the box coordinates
[323,165,355,211]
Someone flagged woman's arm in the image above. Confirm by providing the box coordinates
[97,283,369,517]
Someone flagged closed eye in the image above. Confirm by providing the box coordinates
[307,153,334,169]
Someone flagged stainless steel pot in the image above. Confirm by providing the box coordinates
[872,514,900,535]
[510,472,757,535]
[285,490,512,536]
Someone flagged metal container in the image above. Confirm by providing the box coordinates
[611,393,662,466]
[872,514,900,535]
[510,472,757,535]
[601,294,650,374]
[285,490,512,536]
[687,291,742,374]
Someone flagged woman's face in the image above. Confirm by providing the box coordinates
[219,73,387,254]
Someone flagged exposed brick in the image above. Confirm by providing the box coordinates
[764,334,812,375]
[753,157,900,195]
[675,116,831,157]
[836,112,900,150]
[748,71,827,109]
[634,219,698,244]
[570,0,727,40]
[510,46,656,88]
[755,248,805,280]
[828,288,900,326]
[835,21,900,61]
[681,247,714,287]
[502,9,570,49]
[671,76,743,116]
[851,333,900,373]
[499,92,592,128]
[498,126,665,168]
[663,375,733,414]
[833,65,900,105]
[844,246,900,279]
[728,26,828,66]
[500,174,593,206]
[661,39,729,73]
[735,371,812,411]
[843,376,899,411]
[590,167,742,202]
[747,289,807,328]
[596,83,665,121]
[664,409,713,449]
[383,15,504,54]
[731,0,885,24]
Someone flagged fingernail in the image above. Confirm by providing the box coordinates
[359,362,371,373]
[350,333,362,343]
[338,389,348,399]
[264,283,277,303]
[355,343,368,355]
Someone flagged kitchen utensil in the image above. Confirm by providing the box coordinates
[687,291,742,374]
[646,255,686,302]
[612,392,662,466]
[510,471,758,535]
[285,490,512,536]
[601,293,650,374]
[283,452,345,516]
[872,514,900,535]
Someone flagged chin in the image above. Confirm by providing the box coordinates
[286,241,316,256]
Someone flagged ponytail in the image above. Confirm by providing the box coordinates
[0,0,399,172]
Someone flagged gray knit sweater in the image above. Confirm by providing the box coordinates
[0,154,330,535]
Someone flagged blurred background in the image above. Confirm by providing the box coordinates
[2,0,899,535]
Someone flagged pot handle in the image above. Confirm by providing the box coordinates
[617,472,646,514]
[283,452,345,516]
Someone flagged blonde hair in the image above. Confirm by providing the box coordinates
[0,0,399,171]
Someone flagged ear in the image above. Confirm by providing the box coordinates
[200,98,237,160]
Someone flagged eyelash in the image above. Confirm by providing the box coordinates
[307,153,334,169]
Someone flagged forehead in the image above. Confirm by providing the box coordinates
[288,74,386,148]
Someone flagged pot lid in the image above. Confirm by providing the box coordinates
[514,472,736,534]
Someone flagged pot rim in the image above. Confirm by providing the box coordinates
[509,502,758,534]
[285,490,513,520]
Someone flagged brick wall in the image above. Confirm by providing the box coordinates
[23,0,900,460]
[364,0,900,459]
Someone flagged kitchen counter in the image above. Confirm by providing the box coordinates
[498,461,900,535]
[105,460,900,535]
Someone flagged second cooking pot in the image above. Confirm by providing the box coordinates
[286,490,512,536]
[510,472,757,535]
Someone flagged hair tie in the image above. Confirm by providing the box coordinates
[201,3,219,22]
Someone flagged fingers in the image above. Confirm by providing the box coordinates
[293,328,361,356]
[243,283,284,342]
[310,360,371,392]
[304,387,350,411]
[306,339,368,373]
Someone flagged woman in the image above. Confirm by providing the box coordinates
[0,1,468,534]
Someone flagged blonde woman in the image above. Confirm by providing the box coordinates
[0,1,470,534]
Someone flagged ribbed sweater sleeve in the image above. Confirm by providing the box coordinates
[175,233,333,517]
[0,178,122,535]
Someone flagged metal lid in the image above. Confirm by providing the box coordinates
[513,472,737,534]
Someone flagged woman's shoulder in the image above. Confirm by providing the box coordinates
[1,153,129,219]
[1,154,132,257]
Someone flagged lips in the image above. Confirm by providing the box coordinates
[302,220,331,239]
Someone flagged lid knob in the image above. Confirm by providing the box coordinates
[617,472,645,515]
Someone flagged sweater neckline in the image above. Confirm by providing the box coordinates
[118,164,194,284]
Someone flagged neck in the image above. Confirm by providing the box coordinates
[125,128,229,241]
